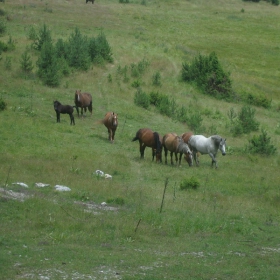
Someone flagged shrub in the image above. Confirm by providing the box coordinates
[33,23,52,51]
[27,25,37,40]
[237,105,259,133]
[4,56,11,70]
[106,197,125,206]
[157,94,175,117]
[0,98,7,111]
[0,8,5,16]
[66,27,90,70]
[152,71,162,86]
[243,92,271,109]
[246,129,277,155]
[0,40,8,52]
[187,111,203,132]
[0,18,6,35]
[20,48,34,73]
[180,177,200,190]
[37,40,60,87]
[134,88,150,109]
[182,52,233,100]
[149,91,163,106]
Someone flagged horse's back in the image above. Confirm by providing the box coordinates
[163,133,178,151]
[181,132,194,144]
[189,135,211,154]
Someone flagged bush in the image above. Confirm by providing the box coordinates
[149,91,163,106]
[0,18,6,35]
[0,98,7,111]
[33,23,52,51]
[182,52,233,100]
[106,197,125,206]
[180,177,200,190]
[134,88,150,109]
[246,129,277,155]
[243,92,271,109]
[157,94,175,117]
[152,71,162,86]
[20,48,34,73]
[237,105,259,133]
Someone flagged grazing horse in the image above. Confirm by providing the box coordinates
[53,100,75,125]
[86,0,95,3]
[102,112,118,143]
[162,133,193,166]
[181,131,200,163]
[188,135,226,168]
[74,90,92,118]
[132,128,162,163]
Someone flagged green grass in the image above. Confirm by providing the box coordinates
[1,0,280,279]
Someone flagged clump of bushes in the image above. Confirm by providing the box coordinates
[246,129,277,155]
[242,0,279,6]
[181,52,233,101]
[180,176,200,190]
[28,24,113,87]
[134,88,150,109]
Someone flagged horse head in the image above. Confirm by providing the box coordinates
[219,138,226,156]
[75,90,82,102]
[182,144,193,166]
[111,112,118,127]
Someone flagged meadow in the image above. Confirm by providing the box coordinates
[0,0,280,279]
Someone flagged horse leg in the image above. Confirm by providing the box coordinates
[209,153,217,168]
[69,113,75,125]
[164,147,168,164]
[178,153,183,166]
[170,152,174,165]
[89,102,93,115]
[193,149,199,166]
[140,144,146,159]
[56,112,60,123]
[174,153,179,166]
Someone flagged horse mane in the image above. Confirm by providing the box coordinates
[153,132,161,152]
[211,135,222,148]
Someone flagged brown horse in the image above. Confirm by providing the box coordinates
[102,112,118,143]
[74,90,92,118]
[162,133,193,166]
[53,100,75,125]
[181,131,200,164]
[132,128,162,163]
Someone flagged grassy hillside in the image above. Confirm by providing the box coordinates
[0,0,280,279]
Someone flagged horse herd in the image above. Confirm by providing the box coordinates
[132,128,226,168]
[54,92,227,168]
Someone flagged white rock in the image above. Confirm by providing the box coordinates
[95,170,105,176]
[54,185,71,192]
[104,174,112,179]
[35,183,50,188]
[12,182,28,188]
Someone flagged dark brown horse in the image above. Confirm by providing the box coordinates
[102,112,118,143]
[53,100,75,125]
[74,90,92,118]
[162,133,193,166]
[181,131,200,164]
[132,128,163,163]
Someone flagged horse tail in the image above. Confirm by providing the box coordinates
[153,132,161,152]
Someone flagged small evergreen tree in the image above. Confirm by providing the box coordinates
[37,40,60,87]
[33,23,52,51]
[247,129,277,155]
[66,27,90,70]
[20,48,34,73]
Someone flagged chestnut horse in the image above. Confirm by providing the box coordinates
[74,90,92,117]
[162,133,193,166]
[132,128,162,163]
[53,100,75,125]
[102,112,118,143]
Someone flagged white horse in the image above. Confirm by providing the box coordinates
[188,135,226,168]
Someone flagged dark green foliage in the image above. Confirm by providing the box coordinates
[4,56,11,70]
[0,18,6,35]
[0,8,5,16]
[0,98,7,111]
[37,40,60,87]
[134,88,150,109]
[20,48,33,73]
[106,197,125,206]
[27,25,37,40]
[157,94,175,117]
[243,92,271,108]
[119,0,129,3]
[247,129,277,155]
[88,31,113,64]
[238,105,259,133]
[7,36,15,51]
[180,177,200,190]
[0,40,7,52]
[149,91,163,106]
[229,106,259,136]
[66,27,90,70]
[243,0,279,4]
[33,23,52,51]
[55,38,67,60]
[131,80,141,88]
[182,52,233,100]
[187,111,203,132]
[152,71,162,86]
